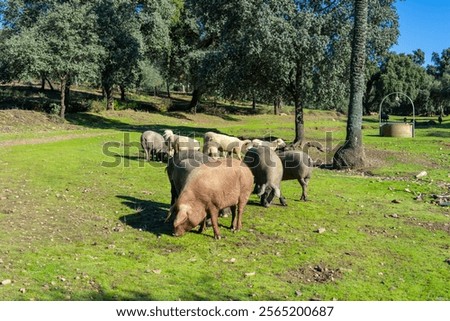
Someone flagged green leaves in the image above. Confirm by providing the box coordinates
[37,1,103,81]
[0,0,178,114]
[1,0,103,83]
[95,0,144,104]
[5,1,446,118]
[374,53,433,115]
[0,26,44,82]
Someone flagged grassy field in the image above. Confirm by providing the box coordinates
[0,103,449,301]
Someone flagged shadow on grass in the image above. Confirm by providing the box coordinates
[117,195,172,237]
[365,120,450,138]
[0,84,103,112]
[1,84,256,124]
[71,280,244,300]
[426,130,450,138]
[169,96,261,121]
[66,113,134,130]
[65,112,222,138]
[45,279,245,300]
[120,155,144,163]
[118,193,259,240]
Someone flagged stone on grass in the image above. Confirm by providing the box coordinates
[415,171,427,179]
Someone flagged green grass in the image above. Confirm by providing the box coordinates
[0,108,449,301]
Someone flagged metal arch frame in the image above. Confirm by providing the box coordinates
[378,92,415,137]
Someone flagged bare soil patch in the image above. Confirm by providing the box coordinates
[404,217,450,235]
[364,147,441,172]
[282,263,343,284]
[0,132,110,147]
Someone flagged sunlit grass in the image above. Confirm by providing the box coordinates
[0,107,448,301]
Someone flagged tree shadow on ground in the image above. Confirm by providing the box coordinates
[363,116,450,126]
[0,84,104,112]
[66,112,136,130]
[365,118,450,138]
[363,117,382,124]
[66,112,222,138]
[69,278,244,300]
[0,84,253,122]
[117,195,172,237]
[169,95,263,121]
[44,276,245,300]
[116,195,236,240]
[426,130,450,138]
[414,120,450,129]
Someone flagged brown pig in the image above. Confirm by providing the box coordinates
[170,158,254,239]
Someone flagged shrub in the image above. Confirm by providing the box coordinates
[88,99,107,113]
[115,100,138,111]
[48,103,61,115]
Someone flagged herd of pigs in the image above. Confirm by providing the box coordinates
[140,129,314,240]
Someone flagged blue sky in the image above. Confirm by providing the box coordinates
[391,0,450,66]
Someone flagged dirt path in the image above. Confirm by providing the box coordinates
[0,132,112,147]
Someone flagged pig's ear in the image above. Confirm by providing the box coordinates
[174,210,188,227]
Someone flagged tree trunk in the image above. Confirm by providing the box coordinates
[46,78,55,91]
[293,94,305,145]
[290,62,305,145]
[104,85,114,110]
[252,94,256,110]
[333,0,368,169]
[40,74,55,91]
[274,96,281,115]
[166,80,171,98]
[41,75,46,91]
[59,75,68,119]
[64,79,71,111]
[119,85,126,101]
[189,88,202,110]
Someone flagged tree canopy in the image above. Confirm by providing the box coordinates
[182,0,399,143]
[0,0,448,120]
